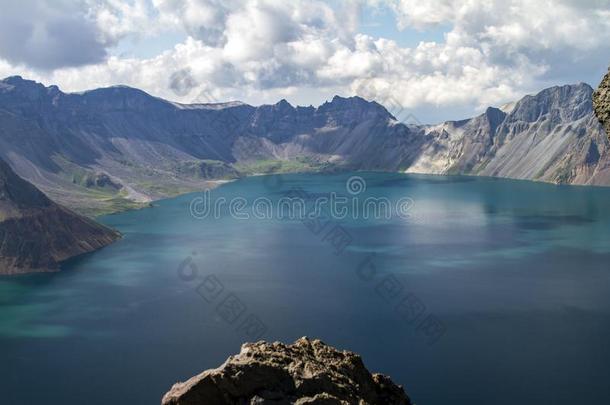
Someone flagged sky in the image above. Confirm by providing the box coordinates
[0,0,609,123]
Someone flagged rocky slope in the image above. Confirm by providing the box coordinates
[1,76,608,215]
[0,77,412,214]
[162,337,411,405]
[0,158,119,275]
[408,84,610,185]
[594,67,610,138]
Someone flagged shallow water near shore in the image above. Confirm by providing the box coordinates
[2,172,610,404]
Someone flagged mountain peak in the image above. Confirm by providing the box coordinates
[274,98,293,110]
[0,75,42,87]
[81,84,152,97]
[330,95,368,104]
[78,84,172,111]
[538,82,593,97]
[320,95,392,118]
[0,75,47,92]
[507,82,593,123]
[2,75,25,84]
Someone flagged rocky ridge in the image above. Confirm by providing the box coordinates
[2,76,609,216]
[162,337,411,405]
[408,83,610,185]
[0,158,120,274]
[593,67,610,138]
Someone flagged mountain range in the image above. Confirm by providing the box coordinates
[0,76,608,216]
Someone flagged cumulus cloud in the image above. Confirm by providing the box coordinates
[154,0,234,46]
[0,0,111,70]
[375,0,610,107]
[90,0,158,43]
[1,0,609,122]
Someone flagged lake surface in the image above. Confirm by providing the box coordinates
[2,172,610,404]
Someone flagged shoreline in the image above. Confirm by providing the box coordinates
[96,169,610,219]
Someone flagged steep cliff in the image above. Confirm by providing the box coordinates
[162,337,411,405]
[0,158,120,275]
[593,67,610,138]
[408,84,610,185]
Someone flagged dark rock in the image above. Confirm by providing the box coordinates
[162,337,412,405]
[84,172,123,190]
[593,67,610,138]
[0,158,120,275]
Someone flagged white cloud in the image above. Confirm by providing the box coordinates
[153,0,235,46]
[0,0,110,69]
[90,0,157,43]
[0,0,609,122]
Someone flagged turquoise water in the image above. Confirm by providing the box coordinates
[2,172,610,404]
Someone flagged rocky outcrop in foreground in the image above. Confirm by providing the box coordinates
[593,67,610,138]
[162,337,411,405]
[0,158,120,275]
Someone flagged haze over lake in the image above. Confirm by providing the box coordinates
[2,172,610,404]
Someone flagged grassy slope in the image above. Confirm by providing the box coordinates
[45,155,341,217]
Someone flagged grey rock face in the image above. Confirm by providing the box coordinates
[0,158,120,275]
[162,337,411,405]
[408,84,610,185]
[593,67,610,138]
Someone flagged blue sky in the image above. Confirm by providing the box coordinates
[0,0,609,123]
[359,4,449,48]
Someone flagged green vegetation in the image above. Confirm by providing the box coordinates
[86,198,149,218]
[47,154,342,217]
[136,181,197,197]
[235,156,337,175]
[67,187,149,217]
[552,165,575,184]
[171,159,241,180]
